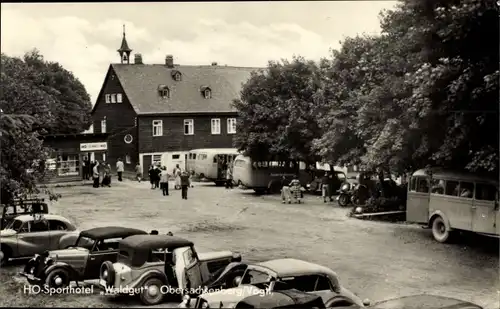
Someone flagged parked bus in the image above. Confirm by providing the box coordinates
[187,148,240,185]
[232,155,312,194]
[406,168,499,243]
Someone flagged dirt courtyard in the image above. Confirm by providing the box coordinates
[1,179,499,308]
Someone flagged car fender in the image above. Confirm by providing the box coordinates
[58,232,80,249]
[128,270,168,289]
[206,262,248,288]
[0,242,17,258]
[429,210,452,231]
[44,262,79,280]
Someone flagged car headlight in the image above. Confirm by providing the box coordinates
[341,183,350,191]
[201,302,209,309]
[44,257,54,265]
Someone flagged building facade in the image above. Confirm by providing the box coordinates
[90,29,259,176]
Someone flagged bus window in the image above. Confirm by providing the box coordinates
[193,154,196,159]
[213,156,217,163]
[445,180,459,196]
[430,179,445,194]
[416,178,429,193]
[172,154,180,159]
[459,181,474,198]
[475,184,497,201]
[409,177,417,192]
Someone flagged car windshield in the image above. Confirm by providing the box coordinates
[76,236,95,249]
[240,269,273,289]
[5,219,23,231]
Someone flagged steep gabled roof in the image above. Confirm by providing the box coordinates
[111,63,260,115]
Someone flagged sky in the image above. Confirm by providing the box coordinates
[1,1,397,104]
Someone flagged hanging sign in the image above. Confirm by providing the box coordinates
[80,142,107,151]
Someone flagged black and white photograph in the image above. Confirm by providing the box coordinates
[0,1,498,308]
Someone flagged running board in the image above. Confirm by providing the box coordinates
[353,210,406,218]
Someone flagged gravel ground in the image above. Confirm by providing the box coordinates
[1,180,498,308]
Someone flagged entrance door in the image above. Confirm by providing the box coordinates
[472,183,498,235]
[143,155,152,179]
[406,176,430,224]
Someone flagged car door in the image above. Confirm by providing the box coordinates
[472,183,498,235]
[48,220,69,250]
[17,219,51,257]
[83,238,120,280]
[311,275,337,301]
[183,247,203,292]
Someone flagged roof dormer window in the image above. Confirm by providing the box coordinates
[200,86,211,99]
[158,85,170,99]
[171,70,182,81]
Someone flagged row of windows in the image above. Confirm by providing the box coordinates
[105,93,123,103]
[152,118,237,137]
[158,87,211,99]
[410,177,497,201]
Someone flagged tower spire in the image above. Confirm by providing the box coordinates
[117,24,132,64]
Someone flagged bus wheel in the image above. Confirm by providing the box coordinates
[431,216,450,243]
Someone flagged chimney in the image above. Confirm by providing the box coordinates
[165,55,174,68]
[211,62,217,66]
[134,53,143,64]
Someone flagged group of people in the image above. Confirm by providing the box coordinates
[83,157,126,188]
[148,163,192,199]
[280,176,305,204]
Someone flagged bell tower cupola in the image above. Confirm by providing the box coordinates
[117,24,132,64]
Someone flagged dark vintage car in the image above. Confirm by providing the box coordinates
[100,234,245,306]
[333,294,483,309]
[306,171,347,195]
[186,258,366,308]
[233,289,326,308]
[20,226,147,288]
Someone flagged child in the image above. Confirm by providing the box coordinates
[180,171,191,199]
[159,166,169,196]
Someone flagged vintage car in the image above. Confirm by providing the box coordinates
[20,226,147,287]
[306,171,347,195]
[221,289,325,308]
[183,258,367,308]
[331,294,483,309]
[99,234,245,306]
[0,214,76,266]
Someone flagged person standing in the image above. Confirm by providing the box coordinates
[321,172,330,203]
[159,166,169,196]
[135,163,142,182]
[92,161,100,188]
[154,164,161,189]
[116,158,124,181]
[180,171,191,199]
[148,165,155,189]
[82,157,88,180]
[280,176,291,204]
[102,163,112,187]
[173,164,182,190]
[225,161,234,189]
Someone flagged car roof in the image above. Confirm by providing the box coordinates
[412,168,498,186]
[14,214,70,223]
[254,258,333,277]
[371,294,482,309]
[80,226,147,239]
[119,234,193,250]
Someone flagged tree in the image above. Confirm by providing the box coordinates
[314,0,498,176]
[233,56,323,165]
[22,50,93,134]
[0,50,91,204]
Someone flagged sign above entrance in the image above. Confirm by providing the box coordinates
[80,142,107,152]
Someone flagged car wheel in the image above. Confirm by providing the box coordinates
[324,297,356,307]
[0,246,11,267]
[139,278,165,306]
[338,194,350,207]
[225,270,244,288]
[432,216,451,243]
[100,261,115,286]
[45,268,70,289]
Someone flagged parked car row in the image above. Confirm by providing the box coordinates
[1,211,485,308]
